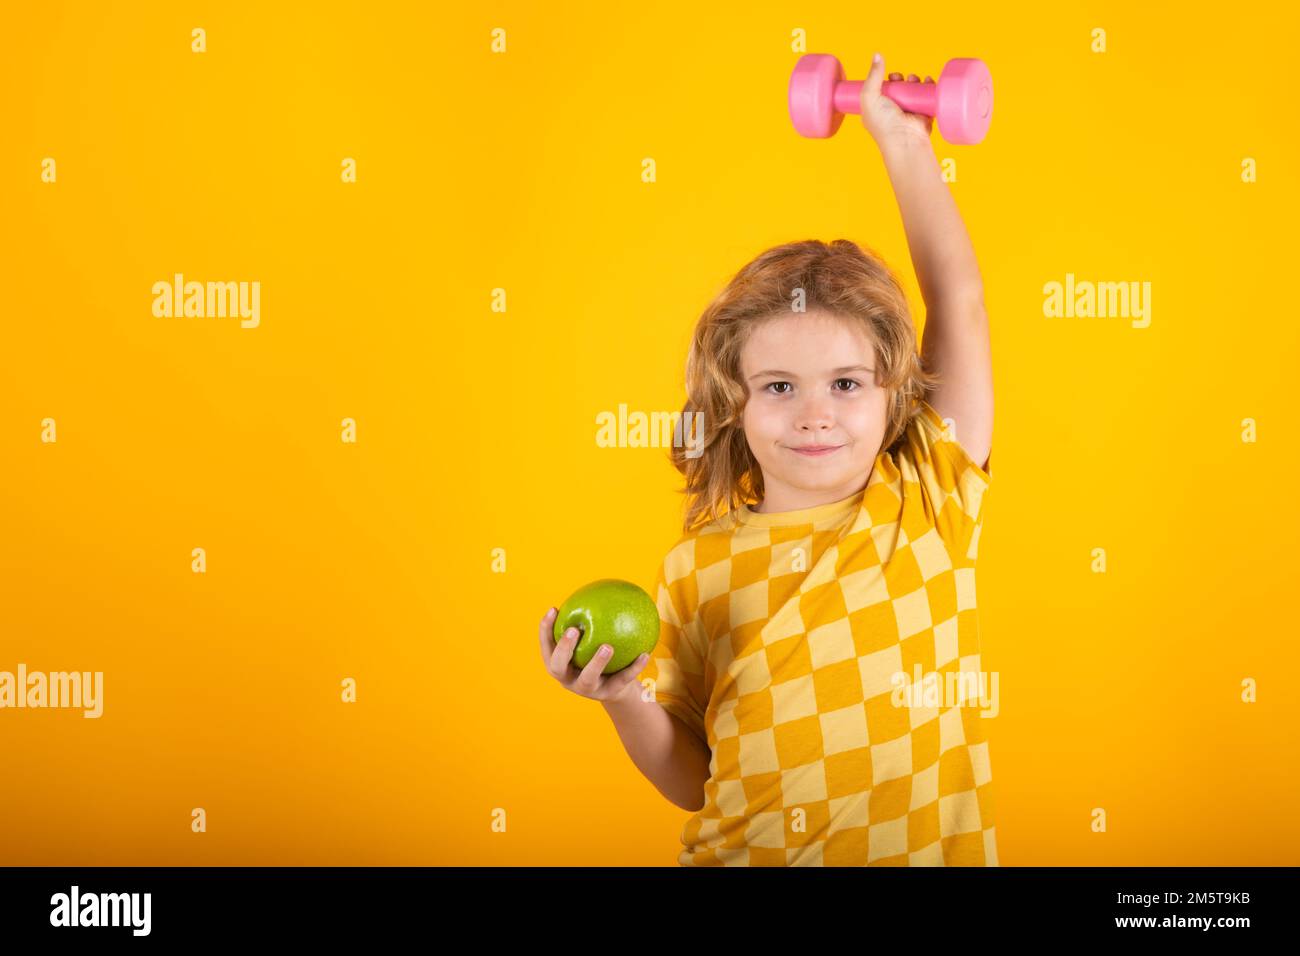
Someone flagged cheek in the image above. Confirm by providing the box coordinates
[742,401,783,445]
[848,393,889,432]
[843,404,878,434]
[754,403,780,431]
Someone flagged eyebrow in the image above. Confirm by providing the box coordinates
[747,365,875,381]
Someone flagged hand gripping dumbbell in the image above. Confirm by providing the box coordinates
[788,54,993,143]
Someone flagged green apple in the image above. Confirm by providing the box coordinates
[554,578,660,675]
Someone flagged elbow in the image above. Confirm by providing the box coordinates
[677,763,709,813]
[675,793,706,813]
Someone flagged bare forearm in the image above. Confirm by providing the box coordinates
[602,691,710,812]
[879,135,985,308]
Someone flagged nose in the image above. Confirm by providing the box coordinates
[796,394,835,432]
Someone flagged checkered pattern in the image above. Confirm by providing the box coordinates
[642,399,997,866]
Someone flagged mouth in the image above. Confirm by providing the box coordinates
[789,444,843,457]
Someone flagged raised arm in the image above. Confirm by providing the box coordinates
[860,54,994,471]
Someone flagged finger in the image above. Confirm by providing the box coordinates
[907,73,919,83]
[888,72,903,81]
[860,53,887,118]
[864,52,886,94]
[549,625,581,673]
[612,653,652,694]
[925,76,934,84]
[573,643,615,693]
[538,607,558,663]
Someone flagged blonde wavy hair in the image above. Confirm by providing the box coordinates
[668,239,940,534]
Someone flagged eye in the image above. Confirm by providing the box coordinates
[834,378,861,392]
[764,382,792,395]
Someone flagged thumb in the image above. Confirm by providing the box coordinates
[865,52,885,94]
[859,52,885,119]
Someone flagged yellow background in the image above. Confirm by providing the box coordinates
[2,1,1297,865]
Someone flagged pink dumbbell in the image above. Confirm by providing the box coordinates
[788,54,993,143]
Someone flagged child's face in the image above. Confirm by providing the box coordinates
[740,311,890,511]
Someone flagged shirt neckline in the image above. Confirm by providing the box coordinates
[734,485,867,528]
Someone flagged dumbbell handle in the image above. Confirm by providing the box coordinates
[834,80,937,118]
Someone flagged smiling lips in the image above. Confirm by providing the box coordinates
[790,444,843,457]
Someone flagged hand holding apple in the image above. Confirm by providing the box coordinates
[538,579,661,703]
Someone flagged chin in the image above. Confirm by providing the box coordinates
[788,468,854,487]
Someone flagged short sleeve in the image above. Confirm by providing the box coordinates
[639,554,709,746]
[899,399,993,561]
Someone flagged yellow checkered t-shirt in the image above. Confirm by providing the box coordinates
[642,399,998,866]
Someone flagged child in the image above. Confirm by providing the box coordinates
[539,54,995,865]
